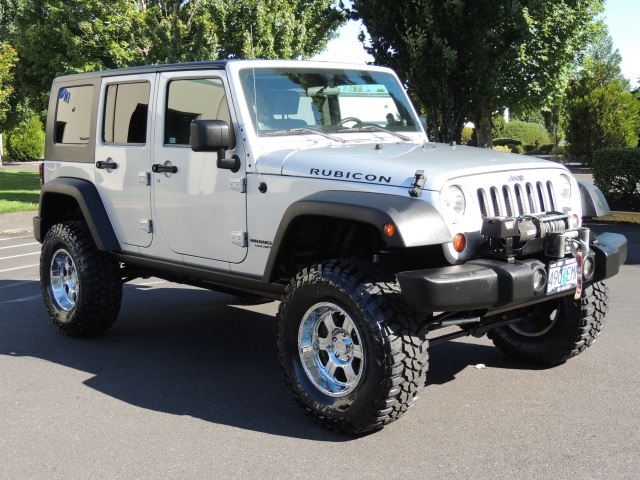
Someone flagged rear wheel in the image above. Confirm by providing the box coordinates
[488,282,608,365]
[277,259,428,434]
[40,221,122,336]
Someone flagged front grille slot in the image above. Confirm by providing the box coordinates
[477,180,556,218]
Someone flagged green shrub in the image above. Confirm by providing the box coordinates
[511,145,524,154]
[537,144,554,154]
[523,144,536,153]
[550,145,568,163]
[592,148,640,207]
[6,115,45,162]
[502,120,551,147]
[461,126,473,145]
[492,145,511,152]
[492,138,522,146]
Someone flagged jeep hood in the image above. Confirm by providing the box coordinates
[256,142,567,191]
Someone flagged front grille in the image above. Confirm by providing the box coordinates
[477,181,556,217]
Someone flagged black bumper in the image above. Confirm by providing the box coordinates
[397,232,627,313]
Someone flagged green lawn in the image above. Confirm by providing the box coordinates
[0,169,41,214]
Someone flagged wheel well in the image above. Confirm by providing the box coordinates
[40,193,84,236]
[270,216,385,282]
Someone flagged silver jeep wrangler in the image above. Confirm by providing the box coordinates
[35,60,627,434]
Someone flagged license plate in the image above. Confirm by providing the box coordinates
[546,258,579,294]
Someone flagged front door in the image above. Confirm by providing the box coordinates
[95,74,156,248]
[152,71,247,263]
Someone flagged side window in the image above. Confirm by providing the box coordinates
[54,85,94,144]
[164,78,234,147]
[102,82,151,145]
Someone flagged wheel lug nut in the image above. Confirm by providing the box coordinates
[332,337,337,342]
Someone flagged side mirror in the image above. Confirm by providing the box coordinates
[190,119,240,172]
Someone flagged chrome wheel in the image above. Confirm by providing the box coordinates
[298,302,364,397]
[49,249,79,311]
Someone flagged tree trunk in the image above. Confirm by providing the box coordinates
[474,98,492,149]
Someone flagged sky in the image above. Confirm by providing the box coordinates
[313,1,640,86]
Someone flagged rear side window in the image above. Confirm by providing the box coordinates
[164,78,233,147]
[102,82,151,145]
[54,85,94,144]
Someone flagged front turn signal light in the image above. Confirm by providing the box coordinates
[383,223,396,237]
[453,233,467,252]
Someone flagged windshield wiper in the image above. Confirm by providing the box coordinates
[337,125,412,141]
[262,128,345,143]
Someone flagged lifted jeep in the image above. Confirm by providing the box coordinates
[35,60,627,434]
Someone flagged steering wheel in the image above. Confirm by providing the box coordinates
[339,117,364,127]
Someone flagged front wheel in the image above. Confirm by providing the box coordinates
[40,221,122,336]
[277,260,428,434]
[488,282,608,365]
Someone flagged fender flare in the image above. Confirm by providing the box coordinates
[263,190,451,283]
[35,177,120,251]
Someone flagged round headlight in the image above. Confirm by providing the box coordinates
[558,174,572,201]
[441,185,466,223]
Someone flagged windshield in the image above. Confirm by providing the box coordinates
[239,67,421,137]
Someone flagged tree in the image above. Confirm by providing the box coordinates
[4,0,345,114]
[565,35,640,164]
[349,0,603,146]
[0,42,17,166]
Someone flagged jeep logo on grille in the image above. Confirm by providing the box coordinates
[509,174,524,182]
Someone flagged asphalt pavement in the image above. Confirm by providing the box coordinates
[1,214,639,479]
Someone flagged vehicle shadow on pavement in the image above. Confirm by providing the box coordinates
[0,282,348,442]
[426,339,542,387]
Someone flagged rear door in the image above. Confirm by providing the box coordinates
[95,74,156,248]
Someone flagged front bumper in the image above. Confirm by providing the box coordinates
[397,232,627,313]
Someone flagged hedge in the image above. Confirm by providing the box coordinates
[502,120,551,147]
[492,138,522,146]
[592,148,640,209]
[5,115,45,162]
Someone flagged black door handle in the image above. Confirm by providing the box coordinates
[96,160,118,169]
[152,164,178,174]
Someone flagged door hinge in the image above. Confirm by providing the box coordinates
[230,230,247,247]
[230,177,246,193]
[140,218,153,233]
[138,171,151,186]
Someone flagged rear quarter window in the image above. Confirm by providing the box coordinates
[54,85,94,144]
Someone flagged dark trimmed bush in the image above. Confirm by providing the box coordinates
[493,138,522,146]
[6,115,45,162]
[593,148,640,210]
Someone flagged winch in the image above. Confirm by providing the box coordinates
[480,212,590,261]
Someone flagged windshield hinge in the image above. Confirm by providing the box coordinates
[409,170,426,197]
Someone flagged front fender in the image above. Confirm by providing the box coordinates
[263,191,450,283]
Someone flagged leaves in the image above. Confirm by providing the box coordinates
[2,0,346,115]
[351,0,604,145]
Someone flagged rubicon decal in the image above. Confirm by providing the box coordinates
[309,168,392,184]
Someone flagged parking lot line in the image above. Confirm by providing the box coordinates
[0,263,39,273]
[0,294,42,305]
[0,235,33,242]
[0,242,39,250]
[0,252,40,261]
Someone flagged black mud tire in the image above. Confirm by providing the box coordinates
[276,259,429,434]
[487,282,608,365]
[40,221,122,336]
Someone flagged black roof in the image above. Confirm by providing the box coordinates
[53,60,231,82]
